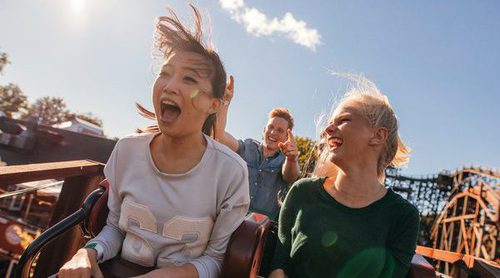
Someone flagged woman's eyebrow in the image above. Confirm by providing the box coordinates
[336,112,351,119]
[185,59,212,77]
[184,67,204,77]
[161,62,211,78]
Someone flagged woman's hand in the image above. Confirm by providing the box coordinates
[222,75,234,106]
[58,248,103,278]
[269,268,287,278]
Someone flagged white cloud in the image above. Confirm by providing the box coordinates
[220,0,245,11]
[219,0,321,51]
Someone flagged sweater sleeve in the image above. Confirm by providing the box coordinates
[86,142,125,262]
[270,182,298,273]
[387,205,420,278]
[189,165,250,278]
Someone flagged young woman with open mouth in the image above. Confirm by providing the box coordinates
[58,5,249,278]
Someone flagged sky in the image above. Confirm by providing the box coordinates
[0,0,499,176]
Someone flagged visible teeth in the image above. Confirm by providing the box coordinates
[162,100,177,106]
[268,137,277,142]
[328,137,343,148]
[330,137,342,143]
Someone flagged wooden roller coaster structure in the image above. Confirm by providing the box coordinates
[386,166,500,275]
[431,168,499,273]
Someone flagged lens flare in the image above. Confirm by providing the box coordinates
[321,230,338,247]
[190,89,199,99]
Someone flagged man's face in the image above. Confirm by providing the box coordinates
[262,117,289,151]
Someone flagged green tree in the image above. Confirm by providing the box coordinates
[30,96,70,125]
[0,83,29,118]
[1,51,29,118]
[295,136,318,176]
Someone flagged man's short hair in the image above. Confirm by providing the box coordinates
[269,108,294,130]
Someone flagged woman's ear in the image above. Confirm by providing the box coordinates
[369,127,388,146]
[208,98,222,114]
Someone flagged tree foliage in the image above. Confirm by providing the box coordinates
[295,136,319,176]
[0,83,29,118]
[27,97,105,128]
[0,51,29,118]
[30,97,70,125]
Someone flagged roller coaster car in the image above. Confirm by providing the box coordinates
[16,180,436,278]
[16,180,271,278]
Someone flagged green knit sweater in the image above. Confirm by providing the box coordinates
[271,177,420,278]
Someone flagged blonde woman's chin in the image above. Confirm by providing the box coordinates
[313,153,339,178]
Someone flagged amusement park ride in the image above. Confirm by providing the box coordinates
[0,118,498,277]
[0,161,496,277]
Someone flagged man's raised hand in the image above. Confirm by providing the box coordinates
[279,129,299,162]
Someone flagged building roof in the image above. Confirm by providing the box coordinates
[52,118,104,137]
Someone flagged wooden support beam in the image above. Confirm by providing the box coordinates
[460,219,470,254]
[0,160,104,185]
[0,161,105,277]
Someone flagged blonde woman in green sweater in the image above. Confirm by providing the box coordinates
[270,76,419,278]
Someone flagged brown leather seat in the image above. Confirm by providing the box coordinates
[407,254,436,277]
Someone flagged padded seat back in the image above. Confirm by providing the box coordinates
[87,180,109,237]
[407,254,436,278]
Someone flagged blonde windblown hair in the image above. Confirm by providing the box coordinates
[313,74,410,178]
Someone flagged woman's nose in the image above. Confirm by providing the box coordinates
[325,123,336,135]
[163,76,181,95]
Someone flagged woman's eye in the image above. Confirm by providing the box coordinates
[159,71,170,77]
[184,76,197,83]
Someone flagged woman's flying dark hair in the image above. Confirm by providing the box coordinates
[137,4,226,137]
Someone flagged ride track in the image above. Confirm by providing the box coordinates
[385,166,500,274]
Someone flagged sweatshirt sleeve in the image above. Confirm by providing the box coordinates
[270,182,298,273]
[189,165,250,278]
[86,141,125,262]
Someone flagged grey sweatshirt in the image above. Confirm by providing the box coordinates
[87,132,250,278]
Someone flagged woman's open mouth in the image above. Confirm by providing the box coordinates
[328,137,343,151]
[160,99,181,123]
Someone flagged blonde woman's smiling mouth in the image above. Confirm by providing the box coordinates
[328,137,343,151]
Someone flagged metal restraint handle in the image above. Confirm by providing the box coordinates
[15,186,106,278]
